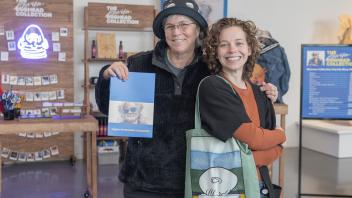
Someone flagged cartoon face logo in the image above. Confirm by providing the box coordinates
[199,167,238,196]
[119,102,144,124]
[17,24,49,59]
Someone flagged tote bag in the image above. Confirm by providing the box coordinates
[185,76,260,198]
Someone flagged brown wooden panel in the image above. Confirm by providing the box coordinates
[0,133,73,162]
[87,3,154,30]
[0,0,74,163]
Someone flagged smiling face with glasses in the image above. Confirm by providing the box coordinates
[119,102,143,124]
[163,15,199,58]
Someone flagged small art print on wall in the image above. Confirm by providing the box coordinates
[159,0,228,25]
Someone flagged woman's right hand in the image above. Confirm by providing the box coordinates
[103,61,129,81]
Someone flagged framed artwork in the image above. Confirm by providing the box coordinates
[159,0,228,25]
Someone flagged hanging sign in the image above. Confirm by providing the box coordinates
[87,3,154,29]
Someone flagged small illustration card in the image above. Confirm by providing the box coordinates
[60,27,68,37]
[0,51,9,61]
[9,151,18,160]
[50,146,59,155]
[18,152,27,161]
[27,153,35,162]
[33,76,42,86]
[108,72,155,138]
[25,76,34,86]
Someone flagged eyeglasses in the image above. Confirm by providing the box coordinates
[164,22,195,32]
[123,107,138,114]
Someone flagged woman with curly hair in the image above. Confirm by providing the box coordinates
[199,18,286,197]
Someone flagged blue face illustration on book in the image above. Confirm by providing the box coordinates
[118,102,145,124]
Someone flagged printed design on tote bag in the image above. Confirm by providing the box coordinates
[190,136,245,197]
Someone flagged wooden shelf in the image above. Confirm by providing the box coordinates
[0,115,98,134]
[83,27,152,32]
[91,111,107,118]
[87,58,126,62]
[97,136,127,141]
[82,3,156,116]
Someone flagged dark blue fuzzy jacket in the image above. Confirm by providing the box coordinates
[95,41,210,194]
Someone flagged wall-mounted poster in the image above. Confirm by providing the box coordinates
[108,72,155,138]
[301,44,352,120]
[159,0,228,25]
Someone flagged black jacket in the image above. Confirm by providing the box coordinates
[95,41,210,193]
[198,75,276,142]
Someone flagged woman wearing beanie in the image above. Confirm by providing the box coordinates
[95,0,278,197]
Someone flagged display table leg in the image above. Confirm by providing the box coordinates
[0,142,2,192]
[279,150,285,198]
[279,114,286,198]
[91,131,97,198]
[86,132,92,192]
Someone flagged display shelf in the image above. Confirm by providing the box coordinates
[91,111,107,118]
[83,3,155,114]
[87,58,126,62]
[97,136,128,141]
[0,116,98,133]
[83,27,153,32]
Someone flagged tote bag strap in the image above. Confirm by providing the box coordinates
[184,128,193,198]
[194,76,209,130]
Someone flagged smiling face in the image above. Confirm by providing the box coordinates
[164,15,199,56]
[312,52,320,60]
[120,102,142,124]
[216,26,251,75]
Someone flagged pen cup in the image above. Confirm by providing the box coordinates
[3,109,15,120]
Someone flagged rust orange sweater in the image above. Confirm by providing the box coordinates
[230,82,285,168]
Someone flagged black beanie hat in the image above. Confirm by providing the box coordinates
[153,0,208,40]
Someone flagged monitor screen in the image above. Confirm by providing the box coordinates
[301,44,352,120]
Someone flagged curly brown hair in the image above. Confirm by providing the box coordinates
[203,18,261,80]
